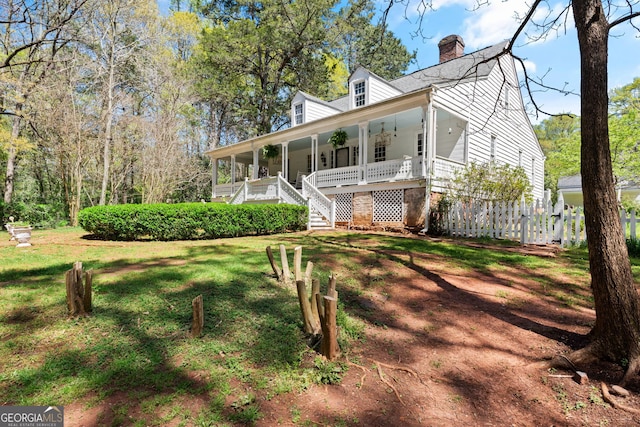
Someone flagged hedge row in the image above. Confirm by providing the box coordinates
[78,203,308,241]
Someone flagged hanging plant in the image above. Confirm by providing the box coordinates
[262,144,279,159]
[328,129,348,149]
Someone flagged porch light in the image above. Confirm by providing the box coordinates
[375,122,391,147]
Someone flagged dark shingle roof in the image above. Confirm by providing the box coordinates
[325,40,508,110]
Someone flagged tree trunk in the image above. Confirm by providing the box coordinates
[99,36,117,206]
[573,0,640,378]
[3,112,22,204]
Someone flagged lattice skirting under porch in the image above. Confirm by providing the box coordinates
[335,193,353,223]
[373,189,404,223]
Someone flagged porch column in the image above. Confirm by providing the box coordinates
[211,158,218,199]
[281,141,289,181]
[252,145,259,180]
[311,134,318,173]
[358,121,369,184]
[427,106,437,177]
[421,105,428,178]
[230,154,236,192]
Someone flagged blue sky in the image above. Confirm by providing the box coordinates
[156,0,639,123]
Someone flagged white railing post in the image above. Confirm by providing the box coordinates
[307,199,312,231]
[277,171,282,199]
[244,177,249,201]
[331,200,336,228]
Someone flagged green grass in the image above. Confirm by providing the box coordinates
[1,227,636,425]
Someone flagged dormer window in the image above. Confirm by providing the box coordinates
[294,103,303,125]
[354,80,366,107]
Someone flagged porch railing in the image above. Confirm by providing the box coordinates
[303,172,336,228]
[214,183,236,198]
[315,166,360,188]
[366,157,423,183]
[228,173,306,207]
[433,157,465,181]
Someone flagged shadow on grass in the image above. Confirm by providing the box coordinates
[0,242,307,425]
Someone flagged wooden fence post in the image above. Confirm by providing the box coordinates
[191,295,204,338]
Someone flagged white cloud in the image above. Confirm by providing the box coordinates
[461,0,533,49]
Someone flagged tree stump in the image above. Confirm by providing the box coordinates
[294,246,303,281]
[265,246,282,280]
[321,294,339,360]
[191,294,204,338]
[279,244,291,282]
[65,262,92,316]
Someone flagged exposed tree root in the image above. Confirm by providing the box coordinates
[375,362,405,406]
[601,382,640,415]
[547,343,640,387]
[346,359,368,388]
[369,358,426,385]
[620,356,640,387]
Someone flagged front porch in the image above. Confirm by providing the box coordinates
[210,104,469,199]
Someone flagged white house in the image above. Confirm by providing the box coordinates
[558,174,640,207]
[205,35,544,230]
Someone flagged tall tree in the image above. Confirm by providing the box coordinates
[565,0,640,384]
[191,0,338,137]
[81,0,153,205]
[0,0,89,204]
[332,0,416,80]
[388,0,640,382]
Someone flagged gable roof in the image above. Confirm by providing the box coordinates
[324,40,508,111]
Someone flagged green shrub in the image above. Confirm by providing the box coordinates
[78,202,308,241]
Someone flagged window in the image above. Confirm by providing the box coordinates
[307,154,312,173]
[352,146,359,165]
[417,133,424,156]
[354,81,366,107]
[294,103,303,125]
[374,140,386,162]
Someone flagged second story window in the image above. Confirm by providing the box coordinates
[354,81,366,107]
[417,133,424,156]
[294,103,303,125]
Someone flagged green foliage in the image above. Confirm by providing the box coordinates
[78,203,307,240]
[328,129,348,149]
[447,162,533,204]
[627,238,640,258]
[262,144,279,159]
[332,0,416,80]
[535,115,581,196]
[312,357,346,385]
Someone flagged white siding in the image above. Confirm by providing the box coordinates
[305,101,340,123]
[368,75,402,105]
[433,55,544,199]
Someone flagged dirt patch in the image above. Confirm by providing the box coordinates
[58,233,640,426]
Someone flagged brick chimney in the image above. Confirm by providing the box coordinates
[438,35,465,63]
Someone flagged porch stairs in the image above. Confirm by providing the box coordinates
[228,172,335,231]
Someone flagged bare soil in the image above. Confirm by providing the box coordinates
[63,233,640,426]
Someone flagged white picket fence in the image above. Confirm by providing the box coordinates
[444,194,639,246]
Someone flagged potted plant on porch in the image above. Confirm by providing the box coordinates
[328,129,348,149]
[262,144,279,160]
